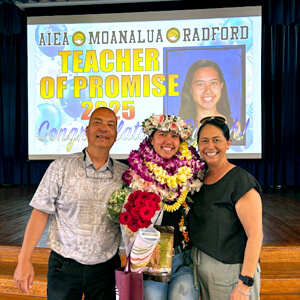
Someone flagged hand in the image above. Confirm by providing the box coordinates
[230,283,250,300]
[13,260,35,294]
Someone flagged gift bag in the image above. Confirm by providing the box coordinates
[115,258,143,300]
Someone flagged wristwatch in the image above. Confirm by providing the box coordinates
[239,274,254,286]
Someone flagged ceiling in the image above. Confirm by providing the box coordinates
[14,0,175,9]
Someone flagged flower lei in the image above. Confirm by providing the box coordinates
[122,138,205,248]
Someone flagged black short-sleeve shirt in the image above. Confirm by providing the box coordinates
[189,166,262,264]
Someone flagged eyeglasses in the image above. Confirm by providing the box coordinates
[82,148,113,180]
[199,116,227,126]
[85,166,114,180]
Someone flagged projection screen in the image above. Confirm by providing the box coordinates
[27,6,262,159]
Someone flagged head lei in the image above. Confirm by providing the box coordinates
[141,114,193,140]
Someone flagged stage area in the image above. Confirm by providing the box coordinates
[0,185,299,247]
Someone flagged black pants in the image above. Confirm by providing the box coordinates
[47,250,121,300]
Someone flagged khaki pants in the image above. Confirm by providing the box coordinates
[191,246,261,300]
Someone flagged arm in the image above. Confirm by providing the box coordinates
[230,188,263,300]
[14,208,50,294]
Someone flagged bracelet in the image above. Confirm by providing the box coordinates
[236,284,251,296]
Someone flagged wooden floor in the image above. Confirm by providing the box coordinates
[0,185,48,247]
[0,185,300,300]
[0,184,299,247]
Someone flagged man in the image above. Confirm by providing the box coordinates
[14,107,128,299]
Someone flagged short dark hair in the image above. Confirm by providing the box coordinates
[197,119,230,142]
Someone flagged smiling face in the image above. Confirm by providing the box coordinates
[85,108,117,152]
[198,124,231,167]
[190,66,224,112]
[151,130,180,159]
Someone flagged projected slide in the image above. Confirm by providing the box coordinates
[27,6,262,159]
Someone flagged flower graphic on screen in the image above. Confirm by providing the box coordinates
[72,31,86,46]
[166,27,180,43]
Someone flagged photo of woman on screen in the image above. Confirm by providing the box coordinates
[178,59,241,138]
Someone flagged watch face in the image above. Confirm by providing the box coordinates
[239,274,254,286]
[245,277,254,285]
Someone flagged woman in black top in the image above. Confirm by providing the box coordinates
[189,116,263,300]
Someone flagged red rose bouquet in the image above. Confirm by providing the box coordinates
[119,190,161,233]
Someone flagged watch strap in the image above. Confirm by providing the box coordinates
[239,274,254,287]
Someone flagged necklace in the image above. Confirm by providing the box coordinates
[163,190,188,212]
[124,139,204,199]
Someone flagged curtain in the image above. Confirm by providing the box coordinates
[0,1,50,184]
[0,0,299,186]
[236,0,300,186]
[0,1,28,184]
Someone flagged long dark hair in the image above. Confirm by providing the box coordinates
[178,59,233,128]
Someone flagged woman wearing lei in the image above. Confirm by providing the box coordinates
[121,113,205,300]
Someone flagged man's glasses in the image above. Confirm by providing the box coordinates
[85,167,114,180]
[199,116,227,126]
